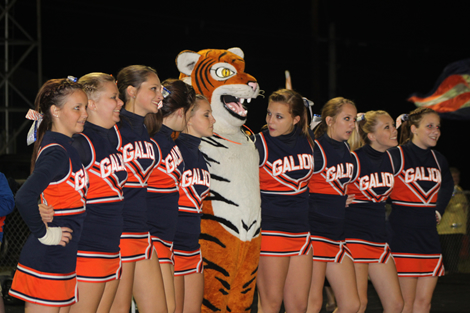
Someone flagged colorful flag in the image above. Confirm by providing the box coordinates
[408,59,470,119]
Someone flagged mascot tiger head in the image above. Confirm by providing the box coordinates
[176,48,259,131]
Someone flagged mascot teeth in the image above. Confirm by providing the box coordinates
[221,95,248,117]
[247,98,252,103]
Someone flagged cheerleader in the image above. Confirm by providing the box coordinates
[144,79,195,312]
[109,65,167,313]
[388,107,453,313]
[255,89,314,313]
[173,94,215,313]
[306,97,360,313]
[345,111,403,313]
[59,73,127,313]
[10,78,88,312]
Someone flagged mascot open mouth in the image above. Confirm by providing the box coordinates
[221,95,251,120]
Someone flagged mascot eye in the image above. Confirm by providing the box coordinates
[215,67,235,78]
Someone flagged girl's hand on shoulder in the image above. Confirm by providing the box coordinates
[435,210,442,225]
[345,194,355,207]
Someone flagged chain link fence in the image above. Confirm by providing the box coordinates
[0,207,29,273]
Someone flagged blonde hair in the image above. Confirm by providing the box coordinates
[349,110,391,150]
[314,97,356,138]
[78,73,115,101]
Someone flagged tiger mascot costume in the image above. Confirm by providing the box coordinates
[176,48,261,312]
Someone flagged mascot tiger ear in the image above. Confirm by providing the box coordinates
[176,47,244,77]
[227,47,244,58]
[176,50,201,77]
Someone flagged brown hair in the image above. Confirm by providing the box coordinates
[31,78,83,171]
[268,89,314,146]
[187,94,209,119]
[144,79,196,136]
[181,94,210,134]
[398,107,439,144]
[314,97,356,138]
[116,65,157,103]
[78,72,115,101]
[349,110,391,150]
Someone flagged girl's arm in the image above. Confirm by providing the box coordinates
[435,153,454,217]
[15,147,69,238]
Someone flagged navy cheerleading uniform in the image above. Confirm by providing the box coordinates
[173,133,210,275]
[73,122,128,282]
[308,134,354,262]
[10,131,88,306]
[255,128,314,257]
[147,125,184,264]
[388,141,453,277]
[345,144,395,263]
[117,109,159,262]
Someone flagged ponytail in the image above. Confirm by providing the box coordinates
[314,97,355,138]
[30,78,83,172]
[398,107,437,145]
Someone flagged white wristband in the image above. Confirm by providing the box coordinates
[435,210,442,223]
[38,227,63,245]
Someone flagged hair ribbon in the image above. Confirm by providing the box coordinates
[396,113,408,129]
[355,113,366,133]
[303,97,317,130]
[310,114,322,130]
[25,109,44,145]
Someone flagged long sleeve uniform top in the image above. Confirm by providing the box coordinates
[255,128,314,233]
[116,109,159,233]
[345,144,395,242]
[388,141,453,226]
[72,121,128,252]
[308,134,354,219]
[15,131,88,239]
[147,124,184,242]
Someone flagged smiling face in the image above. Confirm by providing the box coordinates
[368,114,398,152]
[327,102,357,141]
[266,101,300,137]
[186,98,216,138]
[92,81,123,129]
[411,113,441,149]
[51,90,88,137]
[128,73,164,116]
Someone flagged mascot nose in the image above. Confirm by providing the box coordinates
[248,81,258,92]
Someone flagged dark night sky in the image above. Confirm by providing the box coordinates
[4,0,470,186]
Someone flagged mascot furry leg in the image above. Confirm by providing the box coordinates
[176,48,261,312]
